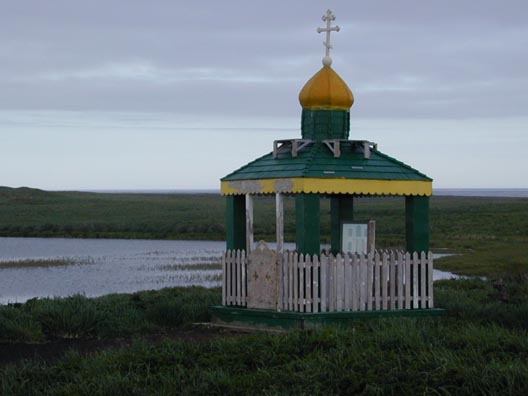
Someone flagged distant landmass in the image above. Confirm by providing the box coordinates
[2,186,528,198]
[433,188,528,198]
[83,188,528,198]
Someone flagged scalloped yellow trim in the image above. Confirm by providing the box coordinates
[221,178,432,196]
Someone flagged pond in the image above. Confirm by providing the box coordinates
[0,237,225,304]
[0,237,460,304]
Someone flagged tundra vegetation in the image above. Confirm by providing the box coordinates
[0,187,527,394]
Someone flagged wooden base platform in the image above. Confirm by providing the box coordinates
[209,306,446,331]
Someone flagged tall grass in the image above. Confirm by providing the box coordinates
[1,319,527,395]
[0,287,220,343]
[0,278,527,394]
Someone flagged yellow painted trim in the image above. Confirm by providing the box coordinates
[221,178,432,196]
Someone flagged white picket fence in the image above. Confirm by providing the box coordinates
[223,250,434,312]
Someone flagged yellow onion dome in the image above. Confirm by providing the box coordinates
[299,65,354,110]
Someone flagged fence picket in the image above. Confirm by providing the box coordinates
[381,252,388,310]
[389,251,396,310]
[412,252,419,309]
[428,252,434,308]
[313,255,319,313]
[344,254,351,311]
[331,254,338,312]
[367,252,373,310]
[419,251,426,309]
[396,251,404,309]
[320,254,327,312]
[358,254,366,311]
[335,254,343,311]
[238,250,243,306]
[373,252,380,310]
[306,254,312,313]
[404,252,411,309]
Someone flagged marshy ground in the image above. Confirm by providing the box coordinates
[0,187,527,394]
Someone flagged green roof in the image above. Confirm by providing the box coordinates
[222,141,431,182]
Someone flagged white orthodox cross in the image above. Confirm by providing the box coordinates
[317,9,340,66]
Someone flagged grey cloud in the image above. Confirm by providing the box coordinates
[1,0,527,119]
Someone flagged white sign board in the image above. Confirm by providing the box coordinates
[341,223,368,254]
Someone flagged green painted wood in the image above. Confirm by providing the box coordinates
[209,305,445,330]
[330,196,354,254]
[296,194,320,255]
[301,109,350,140]
[405,196,430,253]
[226,195,246,250]
[222,142,432,182]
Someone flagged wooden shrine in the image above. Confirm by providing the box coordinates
[210,10,443,330]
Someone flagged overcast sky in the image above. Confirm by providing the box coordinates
[1,0,527,190]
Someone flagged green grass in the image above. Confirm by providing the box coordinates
[160,263,222,271]
[0,287,220,343]
[0,278,527,395]
[0,259,76,269]
[1,187,527,393]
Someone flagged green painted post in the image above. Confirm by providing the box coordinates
[405,196,430,253]
[296,194,320,255]
[226,195,246,251]
[330,196,354,254]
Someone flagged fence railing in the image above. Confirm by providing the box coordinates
[222,249,434,312]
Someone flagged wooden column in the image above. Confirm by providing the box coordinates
[226,195,246,251]
[245,194,254,253]
[295,193,320,255]
[276,193,284,255]
[405,196,430,253]
[330,196,354,254]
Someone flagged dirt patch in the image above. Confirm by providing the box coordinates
[0,326,240,367]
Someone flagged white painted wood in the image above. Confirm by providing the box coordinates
[241,250,247,306]
[335,254,343,311]
[403,252,410,309]
[381,252,388,310]
[313,255,320,313]
[320,253,328,312]
[317,9,340,63]
[412,252,419,309]
[396,251,404,310]
[420,251,427,309]
[222,253,226,306]
[293,253,299,312]
[366,252,373,310]
[236,250,242,306]
[389,251,396,310]
[329,254,336,312]
[275,194,284,255]
[288,251,293,311]
[245,196,254,253]
[373,252,380,310]
[223,248,436,313]
[305,255,312,312]
[428,252,434,308]
[351,254,359,311]
[368,220,376,253]
[226,251,232,305]
[359,254,367,311]
[299,254,305,312]
[343,254,351,311]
